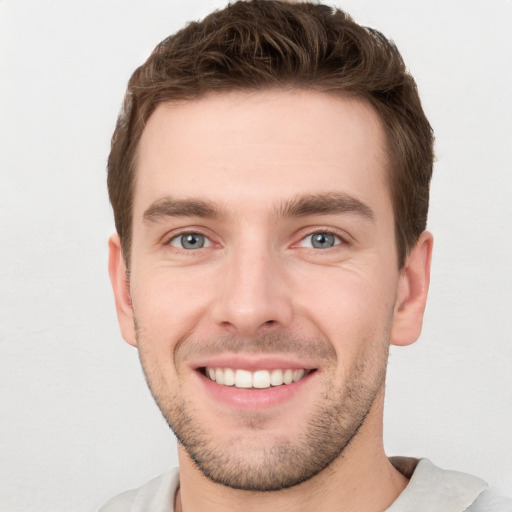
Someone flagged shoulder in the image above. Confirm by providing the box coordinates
[98,468,180,512]
[467,486,512,512]
[388,458,510,512]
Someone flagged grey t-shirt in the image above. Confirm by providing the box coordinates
[99,458,511,511]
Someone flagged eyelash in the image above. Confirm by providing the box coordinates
[163,230,214,251]
[295,228,347,249]
[162,227,349,253]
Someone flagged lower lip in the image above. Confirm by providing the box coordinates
[197,371,316,409]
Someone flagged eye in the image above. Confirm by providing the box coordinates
[168,233,211,250]
[298,232,342,249]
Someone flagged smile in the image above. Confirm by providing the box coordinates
[203,367,312,389]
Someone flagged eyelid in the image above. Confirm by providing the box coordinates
[293,227,351,248]
[162,227,218,250]
[169,233,212,249]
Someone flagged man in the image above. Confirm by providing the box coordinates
[102,1,509,510]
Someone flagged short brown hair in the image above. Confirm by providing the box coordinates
[107,0,433,267]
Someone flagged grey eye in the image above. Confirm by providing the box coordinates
[309,233,338,249]
[170,233,210,249]
[296,232,341,249]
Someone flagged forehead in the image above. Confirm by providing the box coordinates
[134,89,390,219]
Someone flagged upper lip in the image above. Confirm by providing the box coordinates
[190,354,319,372]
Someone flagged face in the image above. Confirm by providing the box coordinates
[110,90,430,491]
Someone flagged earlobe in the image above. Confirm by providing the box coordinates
[108,234,137,347]
[390,231,433,346]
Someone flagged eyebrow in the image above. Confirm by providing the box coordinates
[142,192,375,224]
[273,192,375,222]
[143,197,224,223]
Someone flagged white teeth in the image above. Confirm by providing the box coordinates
[205,367,310,388]
[253,370,271,389]
[293,369,305,382]
[235,369,252,388]
[223,368,235,386]
[270,369,284,386]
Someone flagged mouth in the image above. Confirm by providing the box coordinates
[191,356,320,409]
[200,367,315,389]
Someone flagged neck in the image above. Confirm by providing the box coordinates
[175,391,408,512]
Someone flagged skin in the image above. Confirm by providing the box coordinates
[109,90,433,512]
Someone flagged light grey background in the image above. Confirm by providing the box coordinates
[1,1,511,510]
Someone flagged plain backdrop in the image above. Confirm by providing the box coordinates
[1,1,511,510]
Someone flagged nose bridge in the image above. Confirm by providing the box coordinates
[215,236,292,335]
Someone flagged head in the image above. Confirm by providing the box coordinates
[107,0,434,493]
[107,0,433,269]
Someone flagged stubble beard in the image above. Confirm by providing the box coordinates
[136,327,390,492]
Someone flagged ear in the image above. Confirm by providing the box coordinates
[390,231,433,346]
[108,233,137,347]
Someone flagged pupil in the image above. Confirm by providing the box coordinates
[182,234,204,249]
[312,233,334,249]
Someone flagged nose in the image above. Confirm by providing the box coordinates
[212,243,293,336]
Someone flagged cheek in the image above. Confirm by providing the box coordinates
[130,266,216,351]
[295,264,398,350]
